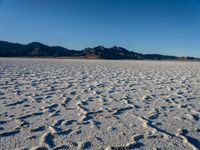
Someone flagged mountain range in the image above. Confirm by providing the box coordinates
[0,41,199,60]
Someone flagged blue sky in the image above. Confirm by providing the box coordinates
[0,0,200,57]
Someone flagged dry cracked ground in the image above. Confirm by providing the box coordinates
[0,58,200,150]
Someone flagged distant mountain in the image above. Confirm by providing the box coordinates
[0,41,199,60]
[0,41,82,57]
[83,46,144,59]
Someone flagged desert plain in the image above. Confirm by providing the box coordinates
[0,58,200,150]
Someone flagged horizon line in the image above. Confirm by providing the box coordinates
[0,40,197,58]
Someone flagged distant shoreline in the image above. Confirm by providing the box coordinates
[1,57,200,62]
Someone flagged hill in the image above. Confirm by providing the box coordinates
[0,41,199,60]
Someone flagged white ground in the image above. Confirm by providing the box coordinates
[0,58,200,150]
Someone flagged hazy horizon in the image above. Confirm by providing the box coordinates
[0,0,200,57]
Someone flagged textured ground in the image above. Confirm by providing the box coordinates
[0,58,200,150]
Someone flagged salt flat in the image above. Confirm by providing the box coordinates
[0,58,200,150]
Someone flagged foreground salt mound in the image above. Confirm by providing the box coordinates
[0,58,200,150]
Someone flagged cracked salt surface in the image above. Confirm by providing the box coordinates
[0,58,200,150]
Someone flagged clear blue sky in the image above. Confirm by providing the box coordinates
[0,0,200,57]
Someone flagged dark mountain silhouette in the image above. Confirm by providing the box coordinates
[83,46,144,59]
[0,41,199,60]
[0,41,81,57]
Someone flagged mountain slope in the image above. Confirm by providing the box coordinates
[0,41,81,57]
[0,41,199,60]
[83,46,144,59]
